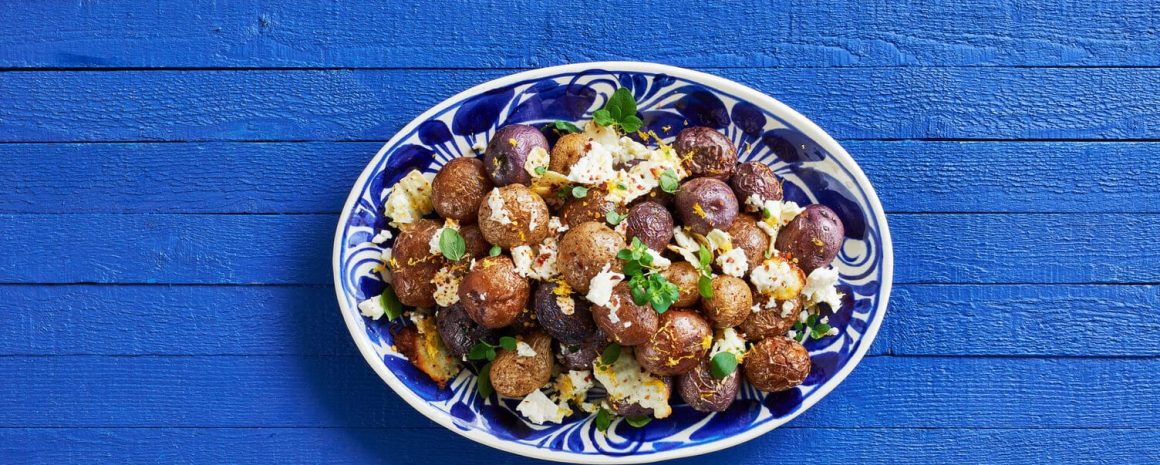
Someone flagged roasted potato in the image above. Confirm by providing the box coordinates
[550,132,588,175]
[458,255,530,328]
[729,161,783,210]
[738,295,802,341]
[661,261,702,308]
[435,302,500,358]
[674,126,738,180]
[483,124,550,186]
[489,331,554,397]
[559,188,625,228]
[557,221,625,294]
[591,282,659,346]
[394,313,461,389]
[558,328,610,370]
[387,219,446,308]
[533,281,597,344]
[726,215,769,273]
[775,204,845,274]
[744,336,811,392]
[677,358,741,412]
[477,184,551,248]
[675,177,739,234]
[431,157,494,223]
[634,309,712,376]
[701,276,753,328]
[459,224,490,259]
[624,201,674,251]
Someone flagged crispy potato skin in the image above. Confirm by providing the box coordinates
[483,124,549,186]
[677,358,741,412]
[557,221,625,294]
[662,262,702,308]
[592,282,659,346]
[745,337,811,392]
[559,188,625,228]
[634,309,712,376]
[624,201,674,251]
[435,303,499,358]
[775,204,845,274]
[729,161,783,211]
[558,328,610,370]
[489,332,554,398]
[457,255,530,329]
[738,296,802,341]
[388,219,446,308]
[674,127,738,180]
[534,281,597,344]
[431,157,494,223]
[675,177,739,235]
[701,276,753,328]
[550,132,588,175]
[727,215,770,273]
[477,184,550,248]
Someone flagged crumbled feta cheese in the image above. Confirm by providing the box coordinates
[802,266,844,311]
[530,170,570,200]
[781,299,796,317]
[432,265,463,307]
[646,249,671,269]
[516,341,538,357]
[510,238,560,281]
[585,264,625,307]
[606,294,622,324]
[754,220,780,257]
[592,347,672,419]
[557,370,594,404]
[705,229,733,252]
[567,140,616,185]
[716,247,749,278]
[584,121,620,147]
[486,189,513,225]
[357,295,386,320]
[383,170,434,228]
[710,327,748,362]
[557,294,576,315]
[523,146,550,178]
[750,256,805,299]
[516,389,569,425]
[371,229,393,244]
[755,199,805,226]
[548,216,567,235]
[668,227,702,264]
[615,136,651,165]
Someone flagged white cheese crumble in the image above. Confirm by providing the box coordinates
[516,341,538,357]
[802,266,844,311]
[371,229,393,244]
[555,369,594,406]
[750,257,805,299]
[710,327,748,362]
[781,299,796,317]
[592,347,672,419]
[754,220,781,257]
[668,227,702,265]
[510,237,560,281]
[548,216,567,234]
[486,189,513,225]
[431,265,463,307]
[705,229,733,252]
[357,295,386,320]
[585,264,624,308]
[716,247,749,278]
[567,140,616,185]
[383,170,435,228]
[516,389,569,425]
[605,293,622,324]
[754,198,805,227]
[646,249,671,269]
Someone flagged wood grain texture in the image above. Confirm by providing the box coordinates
[3,68,1160,143]
[1,284,1156,357]
[0,356,1154,429]
[2,427,1155,465]
[1,1,1157,69]
[2,213,1156,285]
[5,141,1159,214]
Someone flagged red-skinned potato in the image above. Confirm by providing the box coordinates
[729,161,783,210]
[387,219,446,308]
[483,124,549,186]
[591,282,659,346]
[634,309,713,376]
[457,255,530,328]
[624,201,673,251]
[775,204,845,274]
[674,127,738,180]
[431,157,494,223]
[677,358,741,412]
[675,177,739,234]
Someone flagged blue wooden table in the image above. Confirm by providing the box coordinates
[2,2,1158,464]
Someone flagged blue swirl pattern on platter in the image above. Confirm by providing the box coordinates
[336,68,886,457]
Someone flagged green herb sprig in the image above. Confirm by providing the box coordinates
[380,287,404,321]
[470,336,518,400]
[696,244,715,299]
[617,238,680,313]
[792,314,834,343]
[658,169,680,194]
[549,120,582,134]
[439,228,466,261]
[709,352,738,379]
[593,88,643,133]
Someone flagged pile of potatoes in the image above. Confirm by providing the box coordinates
[384,121,845,416]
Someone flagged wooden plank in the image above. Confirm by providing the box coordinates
[0,356,1153,429]
[3,68,1160,143]
[1,1,1157,68]
[2,213,1156,285]
[0,284,1153,357]
[5,141,1159,214]
[1,427,1154,465]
